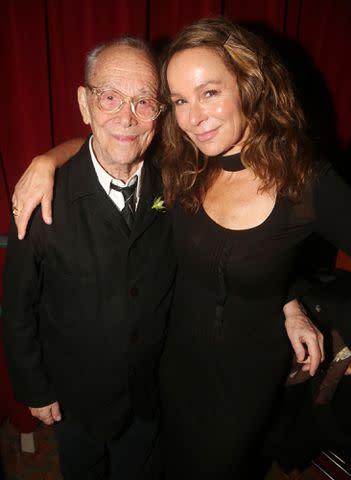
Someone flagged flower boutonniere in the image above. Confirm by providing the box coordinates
[151,196,166,212]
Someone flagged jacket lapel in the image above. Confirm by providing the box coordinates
[130,156,163,243]
[92,189,131,237]
[68,138,131,238]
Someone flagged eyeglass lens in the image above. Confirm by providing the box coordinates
[99,90,160,119]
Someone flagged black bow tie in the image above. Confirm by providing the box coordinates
[110,179,138,230]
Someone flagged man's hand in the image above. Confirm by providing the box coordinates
[12,155,55,239]
[29,401,62,425]
[284,303,324,376]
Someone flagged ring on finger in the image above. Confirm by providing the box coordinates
[12,206,19,216]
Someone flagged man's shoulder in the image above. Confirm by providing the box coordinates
[53,137,96,205]
[57,137,91,179]
[143,151,162,186]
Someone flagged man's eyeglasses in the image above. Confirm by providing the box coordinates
[86,85,166,121]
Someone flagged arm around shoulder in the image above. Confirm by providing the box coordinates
[12,137,85,239]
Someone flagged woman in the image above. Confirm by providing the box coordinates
[11,19,341,477]
[155,18,351,477]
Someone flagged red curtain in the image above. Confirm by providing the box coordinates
[47,0,149,144]
[224,0,287,31]
[149,0,222,40]
[1,0,350,202]
[0,0,52,201]
[0,0,351,432]
[294,0,351,145]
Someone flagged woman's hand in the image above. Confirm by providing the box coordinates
[11,137,84,239]
[283,300,324,376]
[12,155,56,239]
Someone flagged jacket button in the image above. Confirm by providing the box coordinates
[129,287,138,296]
[130,331,139,343]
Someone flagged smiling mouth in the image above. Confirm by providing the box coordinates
[194,128,218,142]
[112,134,137,143]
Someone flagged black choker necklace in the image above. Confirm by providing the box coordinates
[217,152,245,172]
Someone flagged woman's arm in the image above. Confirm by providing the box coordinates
[12,138,85,239]
[283,299,324,376]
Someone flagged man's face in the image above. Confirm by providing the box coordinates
[78,45,158,171]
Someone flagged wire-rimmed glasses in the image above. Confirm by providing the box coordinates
[86,84,166,121]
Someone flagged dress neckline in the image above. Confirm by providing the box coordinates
[216,152,245,172]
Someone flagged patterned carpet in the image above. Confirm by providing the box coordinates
[0,419,62,480]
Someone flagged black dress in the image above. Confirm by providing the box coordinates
[160,156,351,478]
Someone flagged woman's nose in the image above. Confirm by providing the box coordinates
[189,102,207,126]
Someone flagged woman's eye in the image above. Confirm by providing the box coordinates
[204,89,219,98]
[173,99,186,106]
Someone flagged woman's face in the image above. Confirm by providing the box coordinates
[167,47,250,157]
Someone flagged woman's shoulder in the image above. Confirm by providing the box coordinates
[306,159,351,219]
[310,159,350,190]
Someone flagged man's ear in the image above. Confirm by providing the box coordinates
[77,86,91,125]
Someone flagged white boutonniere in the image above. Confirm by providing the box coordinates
[151,196,166,212]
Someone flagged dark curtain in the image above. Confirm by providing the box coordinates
[0,0,350,431]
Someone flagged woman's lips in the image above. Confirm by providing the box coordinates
[194,128,218,142]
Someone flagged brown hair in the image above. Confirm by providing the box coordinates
[160,17,315,211]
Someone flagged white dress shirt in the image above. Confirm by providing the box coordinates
[89,136,143,211]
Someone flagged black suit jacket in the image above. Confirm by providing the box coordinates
[2,139,176,435]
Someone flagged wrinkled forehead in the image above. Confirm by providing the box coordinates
[90,45,159,96]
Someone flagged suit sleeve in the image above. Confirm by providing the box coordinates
[314,165,351,255]
[284,165,351,304]
[2,214,56,407]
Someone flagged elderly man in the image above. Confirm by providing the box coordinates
[2,37,176,480]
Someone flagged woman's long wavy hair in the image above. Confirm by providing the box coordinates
[160,17,315,211]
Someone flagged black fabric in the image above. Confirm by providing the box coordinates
[268,270,351,472]
[216,152,245,172]
[160,164,351,478]
[54,411,160,480]
[2,138,177,437]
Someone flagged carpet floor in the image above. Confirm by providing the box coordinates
[0,418,331,480]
